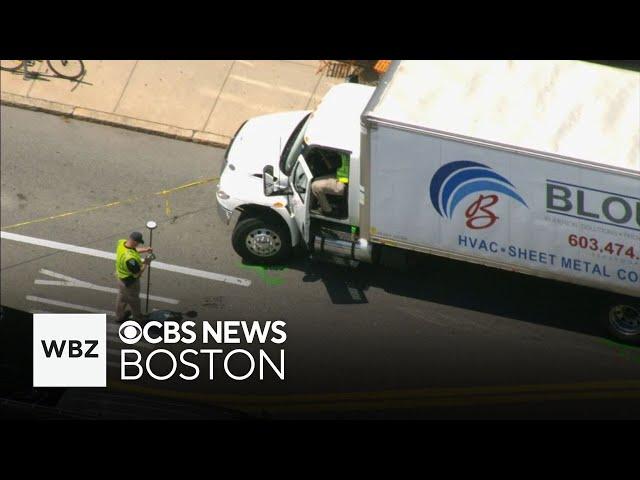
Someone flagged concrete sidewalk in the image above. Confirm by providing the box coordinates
[0,60,346,147]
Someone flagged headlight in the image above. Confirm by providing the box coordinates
[217,190,230,200]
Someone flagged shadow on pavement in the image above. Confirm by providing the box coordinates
[284,248,637,340]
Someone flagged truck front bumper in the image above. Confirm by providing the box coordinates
[217,202,234,225]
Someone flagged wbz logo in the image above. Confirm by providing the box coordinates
[33,314,106,387]
[41,339,99,358]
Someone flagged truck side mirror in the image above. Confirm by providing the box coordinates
[263,165,276,196]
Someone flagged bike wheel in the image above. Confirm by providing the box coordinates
[1,60,25,72]
[47,60,85,80]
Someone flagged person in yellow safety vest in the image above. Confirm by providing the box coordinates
[310,151,349,216]
[115,231,153,323]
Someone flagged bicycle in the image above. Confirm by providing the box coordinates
[0,60,85,80]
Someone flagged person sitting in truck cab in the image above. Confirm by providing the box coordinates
[310,150,349,217]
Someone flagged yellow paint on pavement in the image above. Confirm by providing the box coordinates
[1,177,217,230]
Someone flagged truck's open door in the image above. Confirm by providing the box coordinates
[289,155,313,245]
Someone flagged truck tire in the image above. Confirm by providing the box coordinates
[605,304,640,345]
[232,216,292,265]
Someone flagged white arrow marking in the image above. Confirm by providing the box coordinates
[35,269,180,304]
[26,295,116,317]
[2,231,251,287]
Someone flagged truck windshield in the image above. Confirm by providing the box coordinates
[280,113,311,175]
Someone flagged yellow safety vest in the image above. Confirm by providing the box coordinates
[115,239,142,280]
[337,154,350,184]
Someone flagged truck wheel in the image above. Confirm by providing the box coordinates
[606,304,640,345]
[232,216,291,265]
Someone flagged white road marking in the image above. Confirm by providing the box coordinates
[26,295,116,316]
[39,270,80,281]
[35,269,180,304]
[150,260,251,287]
[1,231,251,287]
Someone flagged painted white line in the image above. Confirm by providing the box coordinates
[150,260,251,286]
[1,231,251,287]
[39,269,91,282]
[34,280,71,286]
[36,269,180,304]
[2,231,113,259]
[26,295,116,317]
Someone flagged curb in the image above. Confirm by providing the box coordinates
[1,92,232,149]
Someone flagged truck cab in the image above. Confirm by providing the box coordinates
[216,83,375,265]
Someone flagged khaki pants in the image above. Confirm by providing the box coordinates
[311,175,345,213]
[115,278,142,321]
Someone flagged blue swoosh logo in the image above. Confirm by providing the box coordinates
[429,161,486,216]
[430,161,528,218]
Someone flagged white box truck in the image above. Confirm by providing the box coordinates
[216,60,640,342]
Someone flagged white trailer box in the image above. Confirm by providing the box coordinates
[361,60,639,298]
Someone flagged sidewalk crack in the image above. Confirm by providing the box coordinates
[202,60,235,132]
[113,60,139,113]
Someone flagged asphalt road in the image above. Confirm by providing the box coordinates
[2,106,640,419]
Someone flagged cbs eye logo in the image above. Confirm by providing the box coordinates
[118,321,143,344]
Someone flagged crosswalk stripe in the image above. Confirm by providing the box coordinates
[26,295,116,316]
[2,230,251,287]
